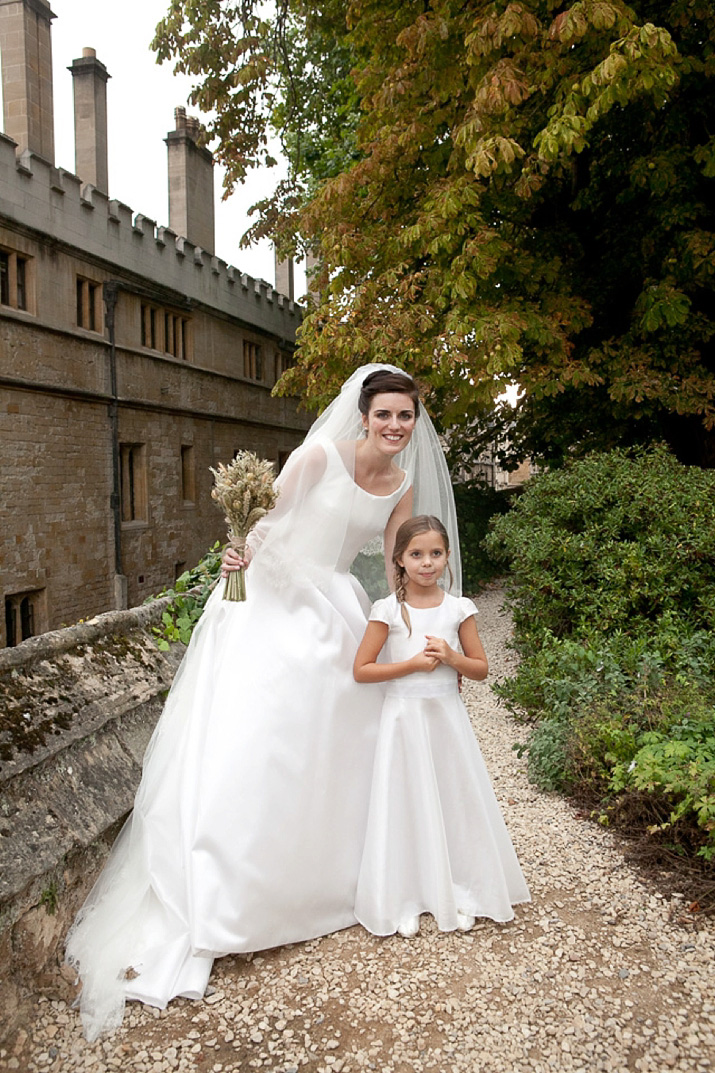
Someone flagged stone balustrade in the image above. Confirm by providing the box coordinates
[0,599,184,1041]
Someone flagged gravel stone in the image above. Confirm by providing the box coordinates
[4,585,714,1072]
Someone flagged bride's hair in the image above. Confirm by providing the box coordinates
[392,515,453,635]
[358,370,420,418]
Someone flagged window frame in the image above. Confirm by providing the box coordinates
[76,276,102,332]
[275,350,294,380]
[4,588,46,647]
[243,339,264,381]
[0,246,33,313]
[119,442,149,525]
[140,301,192,360]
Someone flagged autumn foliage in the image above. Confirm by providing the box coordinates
[155,1,715,466]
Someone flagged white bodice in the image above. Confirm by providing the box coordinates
[248,439,410,591]
[369,593,478,698]
[314,441,410,573]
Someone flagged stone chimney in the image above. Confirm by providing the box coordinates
[166,106,215,255]
[68,47,110,192]
[305,249,321,303]
[0,0,56,160]
[275,250,295,301]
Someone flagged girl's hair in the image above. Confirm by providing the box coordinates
[392,515,453,635]
[358,370,420,419]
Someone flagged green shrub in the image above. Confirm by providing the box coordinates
[495,631,656,721]
[515,718,572,793]
[510,670,715,858]
[496,623,715,723]
[488,446,715,865]
[610,708,715,860]
[567,706,640,795]
[485,445,715,650]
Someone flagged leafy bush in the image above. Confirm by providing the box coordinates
[147,543,223,649]
[488,447,715,864]
[515,718,573,793]
[496,622,715,723]
[453,481,513,591]
[496,631,657,722]
[485,445,715,651]
[568,707,640,795]
[509,659,715,862]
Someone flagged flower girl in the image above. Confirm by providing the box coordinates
[353,515,530,938]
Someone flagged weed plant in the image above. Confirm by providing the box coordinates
[148,542,223,649]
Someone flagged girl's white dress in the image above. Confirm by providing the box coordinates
[66,441,407,1040]
[354,593,530,935]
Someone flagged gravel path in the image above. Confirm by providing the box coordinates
[3,584,714,1073]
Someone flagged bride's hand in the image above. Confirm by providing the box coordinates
[221,546,252,577]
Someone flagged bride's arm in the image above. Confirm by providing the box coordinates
[222,443,327,574]
[382,487,414,590]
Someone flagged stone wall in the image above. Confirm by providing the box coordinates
[0,128,310,639]
[0,380,115,633]
[0,597,185,1042]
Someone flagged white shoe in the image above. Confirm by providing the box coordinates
[397,915,420,938]
[456,911,475,932]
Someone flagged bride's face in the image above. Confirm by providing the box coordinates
[362,392,417,455]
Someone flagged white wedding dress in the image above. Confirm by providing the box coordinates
[66,439,409,1040]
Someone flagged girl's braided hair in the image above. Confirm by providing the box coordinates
[392,515,452,636]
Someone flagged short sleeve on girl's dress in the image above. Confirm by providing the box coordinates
[368,595,397,626]
[456,596,479,623]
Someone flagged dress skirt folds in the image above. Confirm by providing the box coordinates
[65,442,408,1040]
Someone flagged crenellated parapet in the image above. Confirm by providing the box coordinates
[0,130,300,340]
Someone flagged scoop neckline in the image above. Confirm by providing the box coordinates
[328,440,408,499]
[355,469,409,499]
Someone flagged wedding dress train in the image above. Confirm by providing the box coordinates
[66,440,409,1040]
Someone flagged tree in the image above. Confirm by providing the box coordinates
[153,1,359,251]
[154,1,715,467]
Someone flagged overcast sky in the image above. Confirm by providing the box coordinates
[3,0,305,292]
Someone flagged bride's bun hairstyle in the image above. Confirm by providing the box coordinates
[358,369,420,419]
[392,514,453,634]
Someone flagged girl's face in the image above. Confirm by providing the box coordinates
[398,530,449,588]
[361,392,417,455]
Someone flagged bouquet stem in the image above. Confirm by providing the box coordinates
[223,543,247,602]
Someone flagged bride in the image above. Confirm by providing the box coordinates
[65,365,462,1040]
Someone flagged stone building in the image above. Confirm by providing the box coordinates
[0,0,309,647]
[469,447,534,491]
